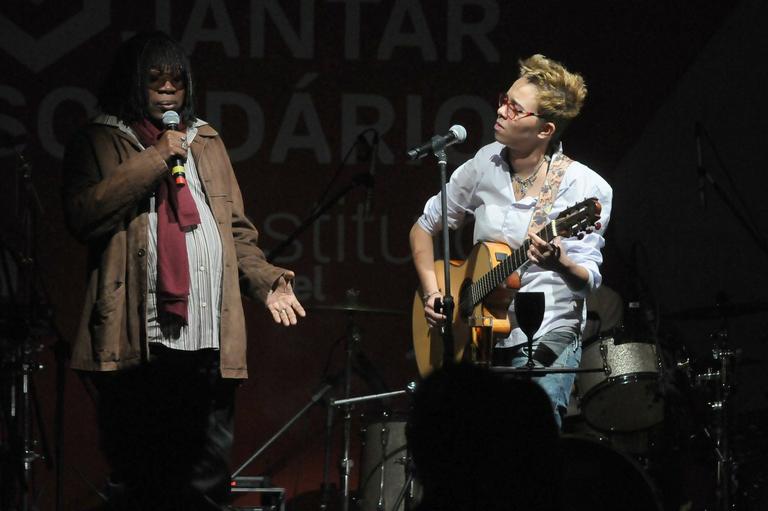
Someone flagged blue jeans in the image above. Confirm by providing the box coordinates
[508,330,581,429]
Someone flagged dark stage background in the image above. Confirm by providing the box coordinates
[2,1,768,509]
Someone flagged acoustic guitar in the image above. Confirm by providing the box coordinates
[411,198,602,377]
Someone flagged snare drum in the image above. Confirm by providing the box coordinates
[358,418,420,511]
[579,337,663,432]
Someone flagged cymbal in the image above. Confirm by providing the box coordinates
[664,301,768,320]
[307,303,407,316]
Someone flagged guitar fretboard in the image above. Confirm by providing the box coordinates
[465,221,557,309]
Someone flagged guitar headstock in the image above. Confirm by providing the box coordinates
[554,198,602,239]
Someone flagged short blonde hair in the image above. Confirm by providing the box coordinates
[518,54,587,138]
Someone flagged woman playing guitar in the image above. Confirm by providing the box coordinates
[409,54,613,429]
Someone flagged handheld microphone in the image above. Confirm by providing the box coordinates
[695,121,705,208]
[162,110,186,187]
[407,125,467,160]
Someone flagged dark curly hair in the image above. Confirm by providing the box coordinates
[97,31,196,125]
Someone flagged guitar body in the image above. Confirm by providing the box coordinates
[412,242,515,377]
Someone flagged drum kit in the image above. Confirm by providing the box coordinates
[564,297,768,511]
[313,294,666,511]
[233,290,420,511]
[240,288,764,511]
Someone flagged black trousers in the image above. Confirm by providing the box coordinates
[83,346,237,511]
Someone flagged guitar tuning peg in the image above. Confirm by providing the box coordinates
[595,222,602,230]
[577,232,585,240]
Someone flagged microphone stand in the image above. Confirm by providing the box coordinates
[433,142,455,368]
[267,130,376,263]
[697,122,768,259]
[266,173,372,263]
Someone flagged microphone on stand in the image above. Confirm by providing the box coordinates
[695,121,705,208]
[162,110,186,187]
[363,132,378,219]
[407,125,467,160]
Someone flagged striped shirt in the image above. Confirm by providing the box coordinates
[144,124,224,351]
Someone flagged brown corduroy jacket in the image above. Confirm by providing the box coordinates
[62,116,287,378]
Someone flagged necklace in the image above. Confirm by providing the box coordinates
[512,156,547,196]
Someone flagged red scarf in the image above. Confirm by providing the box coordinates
[132,118,200,324]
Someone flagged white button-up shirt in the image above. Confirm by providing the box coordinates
[417,141,613,347]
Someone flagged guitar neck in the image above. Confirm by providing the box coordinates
[467,221,557,308]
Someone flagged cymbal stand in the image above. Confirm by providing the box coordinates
[232,382,334,478]
[319,286,414,511]
[338,310,361,511]
[1,148,51,511]
[322,289,400,511]
[706,326,737,511]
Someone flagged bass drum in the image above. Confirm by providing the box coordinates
[357,418,421,511]
[560,434,663,511]
[579,336,663,432]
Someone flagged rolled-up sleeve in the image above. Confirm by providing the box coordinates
[559,169,613,297]
[562,232,604,295]
[416,158,481,235]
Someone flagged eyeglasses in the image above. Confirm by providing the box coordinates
[146,70,185,91]
[498,93,541,120]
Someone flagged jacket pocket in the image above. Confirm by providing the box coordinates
[88,283,126,362]
[208,195,233,227]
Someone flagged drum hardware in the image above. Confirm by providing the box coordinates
[577,337,664,433]
[330,386,415,408]
[675,352,692,377]
[232,315,412,511]
[375,415,390,511]
[693,324,740,511]
[1,146,68,511]
[339,309,359,511]
[332,386,417,511]
[390,457,417,511]
[569,298,668,434]
[231,381,335,484]
[696,368,720,384]
[312,289,417,511]
[307,303,407,316]
[599,341,612,376]
[355,409,419,511]
[665,291,761,510]
[708,401,724,412]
